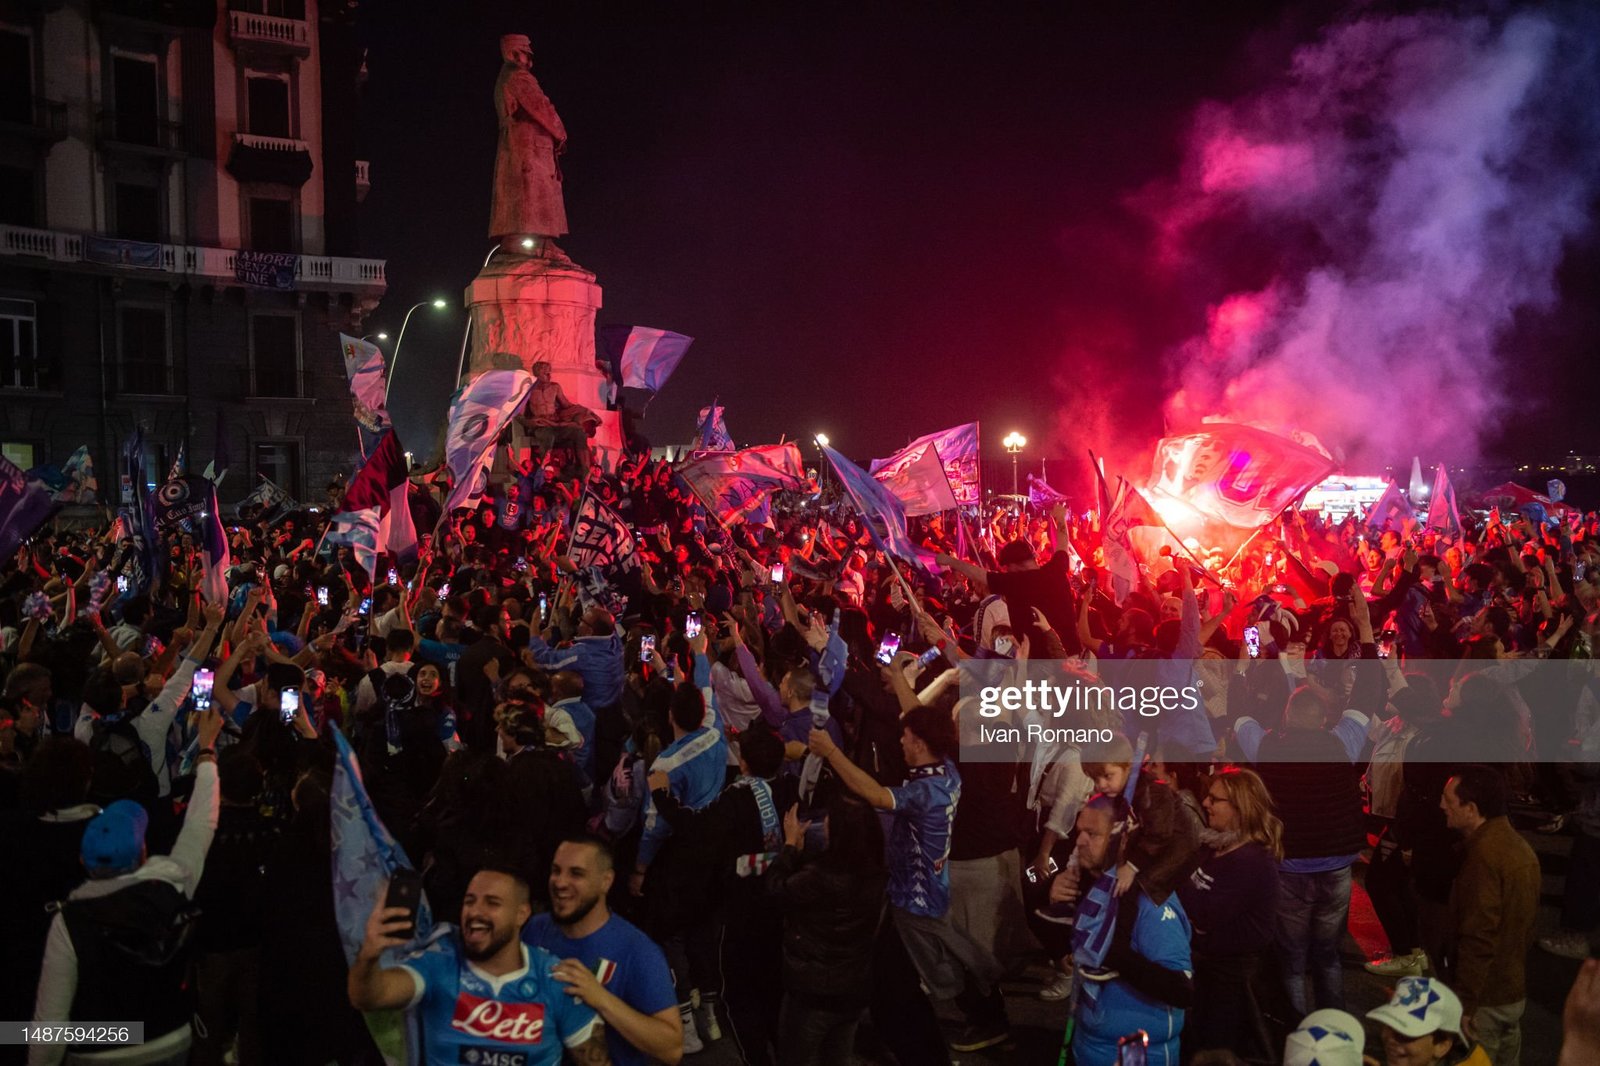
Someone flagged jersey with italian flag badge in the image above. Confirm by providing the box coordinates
[398,928,598,1066]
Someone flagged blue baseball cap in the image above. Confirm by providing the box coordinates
[80,800,150,874]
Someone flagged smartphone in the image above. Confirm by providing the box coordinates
[144,634,160,657]
[316,586,329,607]
[640,634,657,658]
[359,597,372,615]
[384,867,424,939]
[387,567,398,586]
[192,668,215,712]
[1379,628,1397,660]
[684,612,702,639]
[917,646,943,667]
[538,592,548,618]
[1117,1031,1149,1066]
[876,632,901,665]
[280,687,300,724]
[770,563,785,584]
[1578,562,1589,582]
[1244,625,1261,659]
[440,582,451,598]
[116,574,129,593]
[515,555,529,572]
[1271,583,1291,594]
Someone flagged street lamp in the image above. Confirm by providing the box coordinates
[814,433,830,493]
[1003,431,1027,497]
[386,298,449,403]
[360,331,389,343]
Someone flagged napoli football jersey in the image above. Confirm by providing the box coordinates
[886,758,962,918]
[399,928,599,1066]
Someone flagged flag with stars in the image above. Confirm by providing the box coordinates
[331,725,439,1066]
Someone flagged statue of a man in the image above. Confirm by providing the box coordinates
[490,34,568,251]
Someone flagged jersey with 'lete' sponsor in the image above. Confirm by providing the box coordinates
[398,928,599,1066]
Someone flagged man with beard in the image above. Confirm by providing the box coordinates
[350,866,611,1064]
[524,836,683,1065]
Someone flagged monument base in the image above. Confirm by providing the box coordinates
[464,249,621,477]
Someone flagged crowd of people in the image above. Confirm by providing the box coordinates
[3,434,1600,1066]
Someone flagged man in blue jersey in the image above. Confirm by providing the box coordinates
[349,866,612,1064]
[810,702,1010,1054]
[525,836,683,1065]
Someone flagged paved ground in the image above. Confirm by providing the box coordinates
[687,807,1583,1064]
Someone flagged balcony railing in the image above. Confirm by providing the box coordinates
[0,224,387,293]
[234,131,309,153]
[0,98,68,142]
[228,10,309,54]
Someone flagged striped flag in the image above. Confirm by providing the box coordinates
[600,325,693,393]
[442,370,534,516]
[331,726,438,1066]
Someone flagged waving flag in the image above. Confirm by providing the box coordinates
[331,726,436,1066]
[873,422,980,506]
[340,333,391,454]
[1026,475,1069,509]
[1426,464,1461,535]
[236,476,293,524]
[569,494,639,573]
[1147,423,1335,530]
[696,404,734,452]
[48,446,98,504]
[166,444,187,481]
[1094,464,1140,604]
[441,369,534,516]
[601,325,694,393]
[1365,480,1416,533]
[196,480,230,604]
[324,507,381,580]
[344,429,417,561]
[0,457,59,562]
[872,442,959,516]
[678,443,806,525]
[822,443,936,575]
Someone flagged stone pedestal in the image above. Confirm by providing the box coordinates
[464,252,623,471]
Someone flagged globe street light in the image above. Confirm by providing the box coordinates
[814,433,830,492]
[360,331,388,343]
[1003,431,1027,497]
[386,298,450,403]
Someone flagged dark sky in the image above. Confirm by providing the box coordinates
[357,2,1599,492]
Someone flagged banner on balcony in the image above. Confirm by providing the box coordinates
[84,237,162,269]
[235,250,298,290]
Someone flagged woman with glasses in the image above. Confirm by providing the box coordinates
[1176,766,1284,1060]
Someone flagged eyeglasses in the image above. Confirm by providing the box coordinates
[1205,792,1232,805]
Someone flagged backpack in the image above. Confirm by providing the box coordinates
[87,715,159,806]
[58,879,202,1039]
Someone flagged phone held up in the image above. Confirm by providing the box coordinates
[876,632,901,665]
[1244,625,1261,659]
[192,668,215,713]
[684,612,702,639]
[385,868,424,939]
[279,687,300,724]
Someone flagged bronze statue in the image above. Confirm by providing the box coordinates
[490,34,568,251]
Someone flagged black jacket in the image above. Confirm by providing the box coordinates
[767,845,886,1005]
[1254,728,1367,860]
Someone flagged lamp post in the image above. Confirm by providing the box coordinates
[360,332,389,343]
[386,299,448,403]
[1003,431,1027,497]
[814,433,830,493]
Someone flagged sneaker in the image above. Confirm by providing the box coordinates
[1539,932,1593,960]
[1364,950,1427,977]
[679,1006,704,1055]
[695,999,722,1043]
[1033,902,1078,926]
[949,1023,1010,1052]
[1078,965,1119,983]
[1038,970,1074,1001]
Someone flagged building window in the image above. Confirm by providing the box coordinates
[247,195,295,252]
[111,53,159,146]
[0,165,38,227]
[113,182,162,242]
[250,312,300,397]
[246,74,291,138]
[0,298,39,389]
[1,441,35,470]
[233,0,308,19]
[118,304,171,394]
[0,29,31,126]
[253,440,300,498]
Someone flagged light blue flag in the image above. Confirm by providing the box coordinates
[872,421,981,505]
[1426,464,1461,535]
[442,369,534,515]
[1365,479,1416,533]
[696,404,734,452]
[331,725,442,1066]
[603,325,694,392]
[324,507,381,580]
[820,443,937,576]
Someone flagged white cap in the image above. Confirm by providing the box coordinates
[1283,1008,1364,1066]
[1366,976,1465,1039]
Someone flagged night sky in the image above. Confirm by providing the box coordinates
[357,2,1599,494]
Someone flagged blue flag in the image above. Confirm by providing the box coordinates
[1366,479,1416,533]
[324,507,381,581]
[330,726,438,1066]
[0,458,59,562]
[696,404,734,452]
[1426,464,1461,536]
[601,325,694,393]
[442,369,534,516]
[820,443,936,576]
